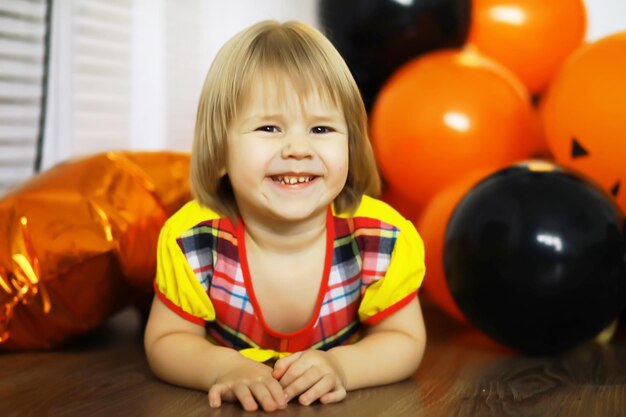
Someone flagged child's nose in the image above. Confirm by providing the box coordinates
[281,133,313,159]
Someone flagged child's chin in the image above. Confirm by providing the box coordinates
[268,205,326,222]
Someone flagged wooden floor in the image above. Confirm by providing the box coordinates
[1,299,625,417]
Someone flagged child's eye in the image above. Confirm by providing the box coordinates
[311,126,334,134]
[256,125,279,133]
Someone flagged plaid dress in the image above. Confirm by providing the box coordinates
[155,195,424,362]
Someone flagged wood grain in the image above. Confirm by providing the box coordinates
[1,299,624,416]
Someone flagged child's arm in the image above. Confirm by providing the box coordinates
[144,296,287,412]
[273,296,426,405]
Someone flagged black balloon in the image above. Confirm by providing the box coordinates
[318,0,471,110]
[444,162,626,354]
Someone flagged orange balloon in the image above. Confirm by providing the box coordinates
[528,104,552,160]
[416,167,497,323]
[469,0,586,94]
[371,48,537,209]
[540,32,626,215]
[380,184,424,222]
[0,152,191,350]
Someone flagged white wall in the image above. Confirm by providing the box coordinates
[170,0,319,151]
[586,0,626,41]
[129,0,319,154]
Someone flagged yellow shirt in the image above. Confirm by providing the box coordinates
[155,195,425,362]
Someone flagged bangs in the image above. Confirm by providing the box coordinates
[236,23,350,114]
[241,70,342,117]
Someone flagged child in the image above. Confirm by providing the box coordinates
[144,20,426,412]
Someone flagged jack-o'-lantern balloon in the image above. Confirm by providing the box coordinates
[540,32,626,214]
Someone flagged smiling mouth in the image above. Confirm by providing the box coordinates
[270,175,315,185]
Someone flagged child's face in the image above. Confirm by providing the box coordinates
[226,77,349,224]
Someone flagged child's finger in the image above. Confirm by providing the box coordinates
[272,352,301,379]
[208,383,228,408]
[265,377,288,408]
[249,381,285,412]
[277,357,312,389]
[283,366,323,401]
[232,384,259,412]
[299,374,341,406]
[320,386,347,404]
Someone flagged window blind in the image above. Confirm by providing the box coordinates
[71,0,133,155]
[0,0,49,197]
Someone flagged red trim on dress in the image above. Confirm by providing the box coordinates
[238,206,334,339]
[154,282,205,326]
[363,291,417,325]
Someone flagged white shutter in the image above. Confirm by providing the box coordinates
[0,0,49,196]
[72,0,133,155]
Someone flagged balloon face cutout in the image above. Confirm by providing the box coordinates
[541,32,626,215]
[570,137,621,197]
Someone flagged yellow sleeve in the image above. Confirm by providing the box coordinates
[355,200,426,324]
[154,201,216,324]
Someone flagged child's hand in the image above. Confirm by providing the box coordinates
[272,350,347,406]
[209,358,287,412]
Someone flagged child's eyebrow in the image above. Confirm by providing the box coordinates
[308,115,345,124]
[307,108,345,119]
[241,113,285,122]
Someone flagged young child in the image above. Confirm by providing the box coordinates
[144,20,426,412]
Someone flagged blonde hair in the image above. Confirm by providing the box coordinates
[190,20,381,221]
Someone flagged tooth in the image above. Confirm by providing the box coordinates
[272,175,315,184]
